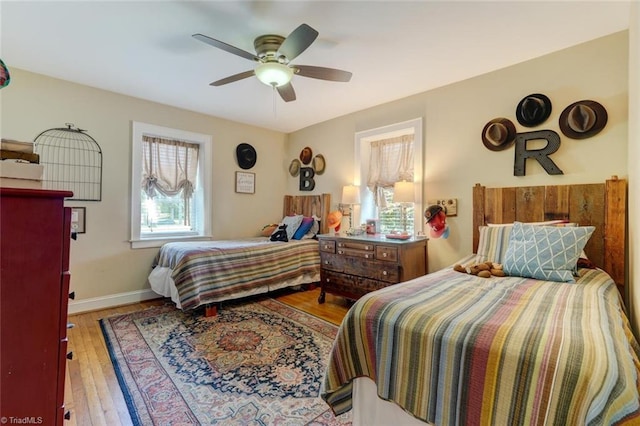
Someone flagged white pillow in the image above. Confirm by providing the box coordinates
[273,215,304,241]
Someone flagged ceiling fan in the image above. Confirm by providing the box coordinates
[193,23,352,102]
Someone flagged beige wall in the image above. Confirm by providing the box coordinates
[0,31,632,318]
[289,31,629,273]
[628,3,639,336]
[1,69,288,305]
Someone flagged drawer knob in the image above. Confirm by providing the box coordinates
[382,271,388,276]
[338,250,344,255]
[365,254,370,259]
[383,253,388,257]
[326,278,330,282]
[324,260,329,265]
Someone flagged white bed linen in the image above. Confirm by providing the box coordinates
[352,377,432,426]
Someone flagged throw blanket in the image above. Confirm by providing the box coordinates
[321,265,640,425]
[153,239,320,310]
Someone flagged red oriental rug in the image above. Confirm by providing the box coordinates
[100,298,351,425]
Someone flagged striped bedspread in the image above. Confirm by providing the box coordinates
[321,264,640,425]
[153,238,320,310]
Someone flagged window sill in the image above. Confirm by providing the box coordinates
[130,235,213,249]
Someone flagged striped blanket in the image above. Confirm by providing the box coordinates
[321,265,640,425]
[153,238,320,310]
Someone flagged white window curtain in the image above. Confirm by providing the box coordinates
[141,135,199,199]
[367,134,414,207]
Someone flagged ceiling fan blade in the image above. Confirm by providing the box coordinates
[277,83,296,102]
[193,33,259,62]
[278,24,319,61]
[294,65,352,82]
[210,70,255,86]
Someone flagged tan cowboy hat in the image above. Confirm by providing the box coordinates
[481,117,516,151]
[288,159,301,177]
[312,154,326,175]
[559,100,608,139]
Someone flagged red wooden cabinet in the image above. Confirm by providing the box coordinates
[1,188,73,424]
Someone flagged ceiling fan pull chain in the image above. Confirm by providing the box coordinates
[272,86,278,117]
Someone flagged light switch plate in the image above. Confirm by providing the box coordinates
[427,198,458,216]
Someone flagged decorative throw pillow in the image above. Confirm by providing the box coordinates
[475,220,576,265]
[273,215,303,241]
[302,218,320,239]
[475,225,512,264]
[292,216,315,240]
[502,222,595,283]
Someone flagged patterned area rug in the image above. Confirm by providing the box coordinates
[100,298,351,425]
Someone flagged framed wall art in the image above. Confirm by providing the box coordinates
[235,171,255,194]
[71,207,86,234]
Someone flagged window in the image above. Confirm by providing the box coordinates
[354,118,423,234]
[131,122,212,248]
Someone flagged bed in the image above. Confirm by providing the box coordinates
[321,177,640,425]
[148,193,330,312]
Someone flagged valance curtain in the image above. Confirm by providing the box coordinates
[141,136,199,199]
[367,134,414,207]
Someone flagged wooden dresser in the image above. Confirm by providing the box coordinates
[317,234,427,303]
[1,188,74,424]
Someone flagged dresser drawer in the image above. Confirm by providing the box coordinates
[337,241,375,252]
[342,258,400,283]
[320,240,336,253]
[376,245,398,262]
[337,247,375,259]
[320,253,343,272]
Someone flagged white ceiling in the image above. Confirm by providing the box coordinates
[0,1,631,133]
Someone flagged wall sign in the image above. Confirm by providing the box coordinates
[235,171,255,194]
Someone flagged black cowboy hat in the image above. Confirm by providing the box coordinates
[516,93,552,127]
[236,143,257,169]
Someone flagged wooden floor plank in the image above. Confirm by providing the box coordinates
[64,288,349,424]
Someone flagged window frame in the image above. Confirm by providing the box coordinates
[130,121,212,249]
[354,118,423,234]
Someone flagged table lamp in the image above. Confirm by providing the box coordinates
[341,185,361,230]
[393,180,415,234]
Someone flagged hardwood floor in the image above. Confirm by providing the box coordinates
[63,287,350,425]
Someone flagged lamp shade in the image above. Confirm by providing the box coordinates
[341,185,361,205]
[255,62,294,87]
[393,181,415,203]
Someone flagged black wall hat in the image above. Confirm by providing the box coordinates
[559,100,608,139]
[481,117,516,151]
[236,143,257,169]
[516,93,552,127]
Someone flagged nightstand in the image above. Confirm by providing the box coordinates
[316,234,428,303]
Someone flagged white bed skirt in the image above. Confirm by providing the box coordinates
[352,377,432,426]
[147,266,319,309]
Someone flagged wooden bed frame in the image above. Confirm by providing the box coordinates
[472,176,627,295]
[283,193,332,234]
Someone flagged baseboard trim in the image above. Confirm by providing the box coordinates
[68,288,160,314]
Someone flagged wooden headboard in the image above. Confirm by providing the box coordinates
[283,193,331,235]
[472,176,627,292]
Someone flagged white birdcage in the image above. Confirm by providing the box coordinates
[34,123,102,201]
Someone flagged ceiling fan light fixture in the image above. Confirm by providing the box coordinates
[255,62,293,87]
